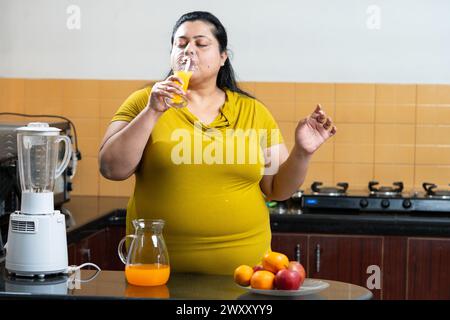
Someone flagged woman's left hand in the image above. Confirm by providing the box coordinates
[294,104,337,156]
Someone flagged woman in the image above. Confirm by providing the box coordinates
[99,11,336,275]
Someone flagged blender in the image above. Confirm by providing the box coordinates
[5,122,72,277]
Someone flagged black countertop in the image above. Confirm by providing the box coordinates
[60,196,450,240]
[0,262,372,300]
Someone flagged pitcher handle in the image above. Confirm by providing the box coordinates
[55,135,72,179]
[118,235,136,265]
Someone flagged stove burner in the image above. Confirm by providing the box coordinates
[311,181,348,196]
[423,183,450,199]
[369,181,404,197]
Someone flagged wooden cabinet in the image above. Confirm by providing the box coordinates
[68,226,126,271]
[105,226,126,271]
[75,229,108,269]
[407,237,450,300]
[271,233,308,266]
[308,235,383,300]
[272,232,450,300]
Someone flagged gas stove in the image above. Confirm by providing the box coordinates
[300,181,450,213]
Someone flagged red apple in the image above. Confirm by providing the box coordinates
[274,269,301,290]
[253,265,264,272]
[288,261,306,286]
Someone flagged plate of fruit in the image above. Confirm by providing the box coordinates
[234,251,329,296]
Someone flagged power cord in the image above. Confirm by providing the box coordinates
[65,263,101,283]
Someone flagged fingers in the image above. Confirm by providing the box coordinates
[310,104,337,135]
[152,80,185,100]
[330,126,337,136]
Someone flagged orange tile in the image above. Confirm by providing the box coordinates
[416,106,450,125]
[303,162,334,188]
[335,84,376,103]
[334,144,373,163]
[334,123,374,144]
[99,175,135,197]
[334,163,374,189]
[61,99,100,118]
[77,137,100,158]
[237,82,256,96]
[296,83,335,102]
[415,165,450,188]
[417,85,450,105]
[99,80,150,100]
[24,79,64,100]
[335,103,375,123]
[0,78,24,101]
[375,104,416,124]
[375,124,415,145]
[374,145,415,164]
[415,146,450,165]
[0,99,24,113]
[254,82,295,98]
[23,98,64,115]
[71,157,99,196]
[295,101,335,120]
[375,84,416,104]
[100,98,127,119]
[416,125,450,145]
[63,80,99,99]
[264,101,295,122]
[311,141,334,162]
[70,118,100,139]
[373,164,414,190]
[277,121,296,145]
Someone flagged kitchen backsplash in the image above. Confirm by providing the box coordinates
[1,78,449,196]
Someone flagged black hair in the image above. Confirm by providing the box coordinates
[169,11,253,98]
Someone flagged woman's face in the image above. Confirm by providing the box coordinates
[171,20,227,85]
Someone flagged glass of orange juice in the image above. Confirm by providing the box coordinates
[118,219,170,286]
[164,58,193,108]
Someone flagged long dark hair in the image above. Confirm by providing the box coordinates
[169,11,253,98]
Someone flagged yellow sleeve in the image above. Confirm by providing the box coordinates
[111,87,151,122]
[254,99,285,148]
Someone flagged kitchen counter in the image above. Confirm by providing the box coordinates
[0,262,372,300]
[60,196,450,240]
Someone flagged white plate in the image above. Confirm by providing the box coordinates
[238,279,329,296]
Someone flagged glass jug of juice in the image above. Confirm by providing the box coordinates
[118,219,170,286]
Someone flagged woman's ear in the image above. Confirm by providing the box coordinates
[220,51,228,66]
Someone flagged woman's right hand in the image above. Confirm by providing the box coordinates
[147,75,186,113]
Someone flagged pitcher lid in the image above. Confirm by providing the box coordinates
[16,122,61,134]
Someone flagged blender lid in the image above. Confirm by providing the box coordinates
[16,122,61,133]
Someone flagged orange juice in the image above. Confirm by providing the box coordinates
[125,264,170,286]
[172,70,193,104]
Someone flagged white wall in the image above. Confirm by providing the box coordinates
[0,0,449,83]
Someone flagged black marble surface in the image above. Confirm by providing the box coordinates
[62,196,450,239]
[0,262,372,300]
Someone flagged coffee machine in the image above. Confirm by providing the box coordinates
[5,123,72,277]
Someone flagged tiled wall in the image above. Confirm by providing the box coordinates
[1,79,450,196]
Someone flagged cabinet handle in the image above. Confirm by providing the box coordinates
[315,244,321,273]
[295,244,301,264]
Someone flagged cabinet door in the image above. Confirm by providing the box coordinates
[68,243,77,266]
[105,226,126,271]
[271,232,308,271]
[407,238,450,300]
[76,229,107,269]
[308,235,383,300]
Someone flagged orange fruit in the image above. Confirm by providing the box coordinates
[250,270,275,290]
[233,265,254,286]
[262,251,289,274]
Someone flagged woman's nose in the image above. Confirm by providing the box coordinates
[183,42,195,56]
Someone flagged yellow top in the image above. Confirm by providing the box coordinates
[112,87,284,275]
